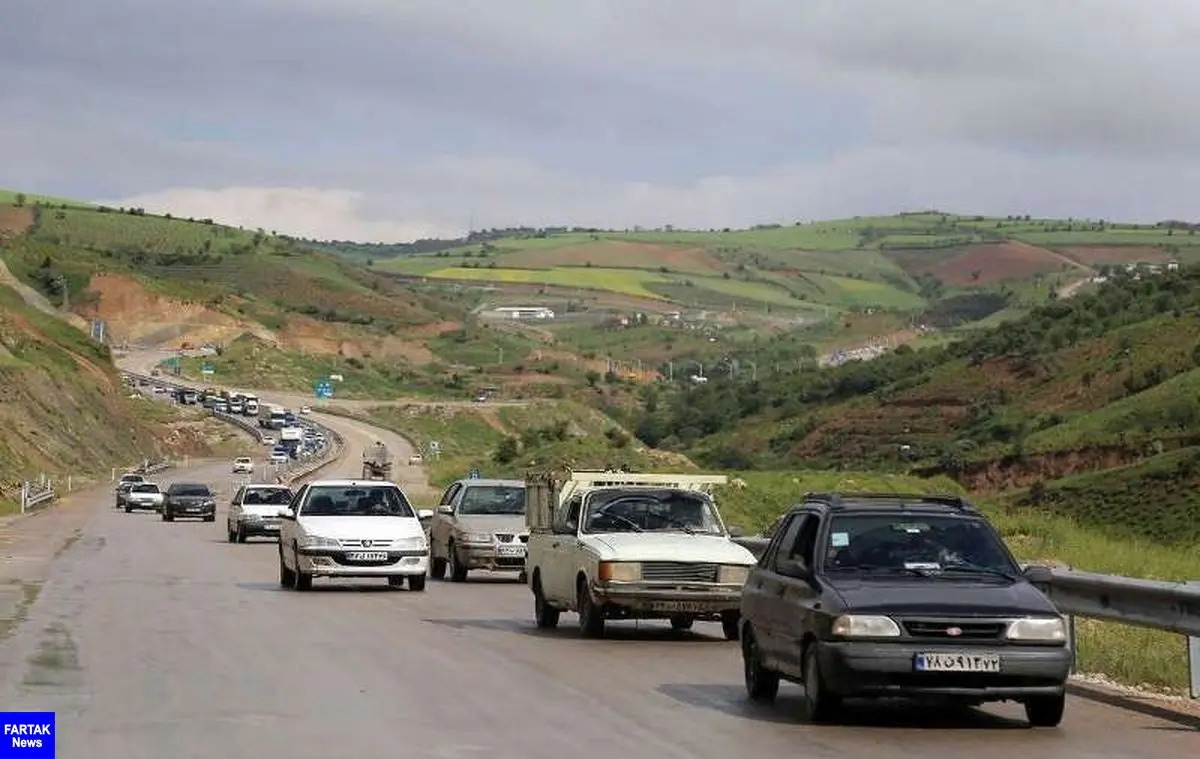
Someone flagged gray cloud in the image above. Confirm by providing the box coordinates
[4,0,1200,240]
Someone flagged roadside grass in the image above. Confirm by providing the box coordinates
[0,190,92,207]
[424,266,671,300]
[37,206,258,255]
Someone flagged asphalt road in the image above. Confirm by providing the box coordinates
[0,466,1191,758]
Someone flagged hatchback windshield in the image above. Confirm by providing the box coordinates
[458,485,525,516]
[171,484,211,497]
[242,488,293,505]
[823,514,1016,575]
[131,484,159,493]
[581,488,724,535]
[300,485,414,517]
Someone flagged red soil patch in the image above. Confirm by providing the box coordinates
[406,320,462,338]
[931,242,1066,286]
[1057,246,1176,265]
[0,206,34,240]
[83,274,265,346]
[278,316,434,364]
[499,241,727,275]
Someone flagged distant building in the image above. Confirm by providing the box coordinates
[493,306,555,320]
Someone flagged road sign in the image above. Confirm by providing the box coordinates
[314,380,333,399]
[429,441,440,452]
[201,363,214,376]
[469,468,480,479]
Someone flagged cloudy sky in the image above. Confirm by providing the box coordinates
[5,0,1200,242]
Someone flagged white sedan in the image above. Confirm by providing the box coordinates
[231,457,254,474]
[277,479,433,591]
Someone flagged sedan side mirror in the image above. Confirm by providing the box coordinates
[437,504,454,515]
[417,509,434,520]
[277,508,295,520]
[726,524,745,538]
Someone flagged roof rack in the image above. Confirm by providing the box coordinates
[802,491,974,511]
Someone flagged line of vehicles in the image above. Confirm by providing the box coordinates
[112,458,1073,728]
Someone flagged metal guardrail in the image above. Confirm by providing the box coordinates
[19,480,55,514]
[732,535,1200,697]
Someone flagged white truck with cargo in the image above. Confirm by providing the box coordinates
[524,469,757,640]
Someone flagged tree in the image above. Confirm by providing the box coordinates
[492,436,519,464]
[13,193,26,207]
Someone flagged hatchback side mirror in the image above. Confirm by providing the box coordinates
[417,509,434,520]
[437,504,454,515]
[726,524,745,538]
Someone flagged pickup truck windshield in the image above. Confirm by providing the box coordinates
[581,489,724,535]
[459,486,525,515]
[300,485,414,517]
[823,514,1017,576]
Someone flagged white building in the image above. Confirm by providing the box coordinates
[493,306,555,320]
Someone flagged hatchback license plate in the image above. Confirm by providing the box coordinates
[914,653,1001,673]
[496,545,525,557]
[346,551,388,561]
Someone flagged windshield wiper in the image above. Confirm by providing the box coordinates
[829,564,931,577]
[938,562,1017,581]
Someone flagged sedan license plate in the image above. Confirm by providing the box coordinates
[496,544,525,557]
[345,551,388,561]
[914,653,1001,673]
[650,601,710,613]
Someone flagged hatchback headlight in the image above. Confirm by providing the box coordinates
[300,535,341,548]
[831,614,901,637]
[718,565,751,585]
[598,561,642,583]
[1006,616,1066,642]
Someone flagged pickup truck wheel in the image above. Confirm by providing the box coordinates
[448,542,468,582]
[533,578,560,628]
[742,628,779,702]
[801,643,840,723]
[1024,692,1065,727]
[670,615,694,631]
[430,557,447,580]
[721,611,741,641]
[407,574,426,592]
[576,581,605,638]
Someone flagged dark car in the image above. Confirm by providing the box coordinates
[163,483,217,522]
[739,492,1071,727]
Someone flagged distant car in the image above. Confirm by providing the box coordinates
[408,454,423,465]
[269,449,290,465]
[162,483,217,522]
[261,435,276,446]
[115,473,146,507]
[228,484,294,543]
[231,457,254,475]
[299,406,311,414]
[276,479,433,591]
[738,492,1071,727]
[124,482,164,512]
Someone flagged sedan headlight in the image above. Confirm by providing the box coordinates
[203,500,216,507]
[1006,616,1066,642]
[458,532,492,544]
[718,565,752,585]
[300,535,341,548]
[396,536,427,551]
[598,561,642,583]
[831,614,902,637]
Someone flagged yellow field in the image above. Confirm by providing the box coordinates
[424,266,670,299]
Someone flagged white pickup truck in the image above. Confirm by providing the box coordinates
[524,469,757,640]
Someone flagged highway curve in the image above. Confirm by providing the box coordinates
[0,472,1191,756]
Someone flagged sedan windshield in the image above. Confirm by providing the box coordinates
[823,514,1017,576]
[300,485,414,517]
[172,485,211,497]
[582,488,724,535]
[242,488,293,505]
[459,486,525,516]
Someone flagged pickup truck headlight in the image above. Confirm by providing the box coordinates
[300,535,341,548]
[458,532,492,544]
[1006,616,1066,642]
[717,565,751,585]
[598,561,642,583]
[831,614,901,637]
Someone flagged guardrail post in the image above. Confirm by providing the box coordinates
[19,482,27,515]
[1065,614,1078,674]
[1189,581,1200,699]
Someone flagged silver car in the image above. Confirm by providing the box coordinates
[428,478,527,582]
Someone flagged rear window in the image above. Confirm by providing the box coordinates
[120,474,144,483]
[132,484,159,493]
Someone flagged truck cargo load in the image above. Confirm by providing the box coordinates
[362,442,393,480]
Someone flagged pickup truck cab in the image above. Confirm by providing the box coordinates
[124,482,164,512]
[429,478,527,582]
[525,469,757,640]
[276,479,434,591]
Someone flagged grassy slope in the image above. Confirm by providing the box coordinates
[0,284,161,510]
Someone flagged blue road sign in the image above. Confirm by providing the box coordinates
[314,380,333,399]
[468,468,480,479]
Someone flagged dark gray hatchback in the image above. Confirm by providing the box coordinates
[739,492,1071,727]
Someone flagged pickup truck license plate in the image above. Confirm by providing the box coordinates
[346,551,388,561]
[496,544,525,557]
[914,653,1001,673]
[650,601,710,613]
